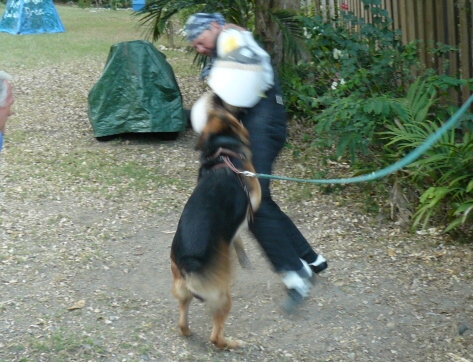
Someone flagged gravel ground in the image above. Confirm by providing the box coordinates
[1,56,473,362]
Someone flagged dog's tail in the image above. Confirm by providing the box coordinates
[179,256,207,275]
[181,240,233,283]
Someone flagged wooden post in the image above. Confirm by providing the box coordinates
[415,1,426,69]
[353,0,360,32]
[434,0,442,74]
[391,0,400,32]
[424,1,436,70]
[446,0,459,104]
[330,0,336,19]
[384,0,395,32]
[399,0,409,44]
[314,0,321,15]
[458,0,472,102]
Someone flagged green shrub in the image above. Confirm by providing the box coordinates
[383,79,473,239]
[78,0,92,8]
[280,0,473,237]
[282,0,420,162]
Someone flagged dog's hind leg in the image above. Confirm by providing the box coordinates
[209,289,244,349]
[171,261,193,336]
[177,290,193,337]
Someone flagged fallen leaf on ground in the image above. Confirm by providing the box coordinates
[68,300,85,311]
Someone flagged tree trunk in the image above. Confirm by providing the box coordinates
[254,0,300,66]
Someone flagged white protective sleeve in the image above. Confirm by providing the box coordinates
[216,29,274,91]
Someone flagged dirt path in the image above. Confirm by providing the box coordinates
[1,60,472,362]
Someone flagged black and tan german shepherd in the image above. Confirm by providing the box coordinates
[170,95,261,349]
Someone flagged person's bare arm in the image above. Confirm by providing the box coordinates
[0,79,13,135]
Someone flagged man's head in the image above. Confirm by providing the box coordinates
[184,13,226,56]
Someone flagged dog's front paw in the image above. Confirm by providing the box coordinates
[179,326,193,337]
[228,339,245,349]
[212,337,245,349]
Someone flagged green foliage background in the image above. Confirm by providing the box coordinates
[281,1,473,239]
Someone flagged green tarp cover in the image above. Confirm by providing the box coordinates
[88,40,187,138]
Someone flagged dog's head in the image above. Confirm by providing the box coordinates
[196,108,250,154]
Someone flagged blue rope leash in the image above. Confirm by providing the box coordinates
[241,94,473,184]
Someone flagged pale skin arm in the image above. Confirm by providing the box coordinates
[0,79,14,135]
[0,106,8,135]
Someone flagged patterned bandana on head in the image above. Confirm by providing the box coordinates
[184,12,226,43]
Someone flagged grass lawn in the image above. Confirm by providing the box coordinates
[0,4,201,197]
[0,5,189,71]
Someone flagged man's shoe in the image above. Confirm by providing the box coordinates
[281,262,312,314]
[282,287,305,315]
[309,255,327,274]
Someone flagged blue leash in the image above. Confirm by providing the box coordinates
[239,94,473,184]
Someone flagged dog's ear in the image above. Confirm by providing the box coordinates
[195,111,227,150]
[225,113,250,147]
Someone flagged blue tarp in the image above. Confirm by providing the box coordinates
[0,0,65,35]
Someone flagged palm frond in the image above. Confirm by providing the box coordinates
[222,0,253,28]
[134,0,203,41]
[267,9,307,63]
[135,0,254,42]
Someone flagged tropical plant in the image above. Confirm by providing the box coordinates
[281,0,419,162]
[282,0,472,166]
[135,0,254,42]
[382,79,473,239]
[134,0,306,67]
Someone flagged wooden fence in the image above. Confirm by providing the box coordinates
[312,0,473,104]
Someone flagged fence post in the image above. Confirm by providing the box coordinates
[458,0,472,103]
[318,0,472,105]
